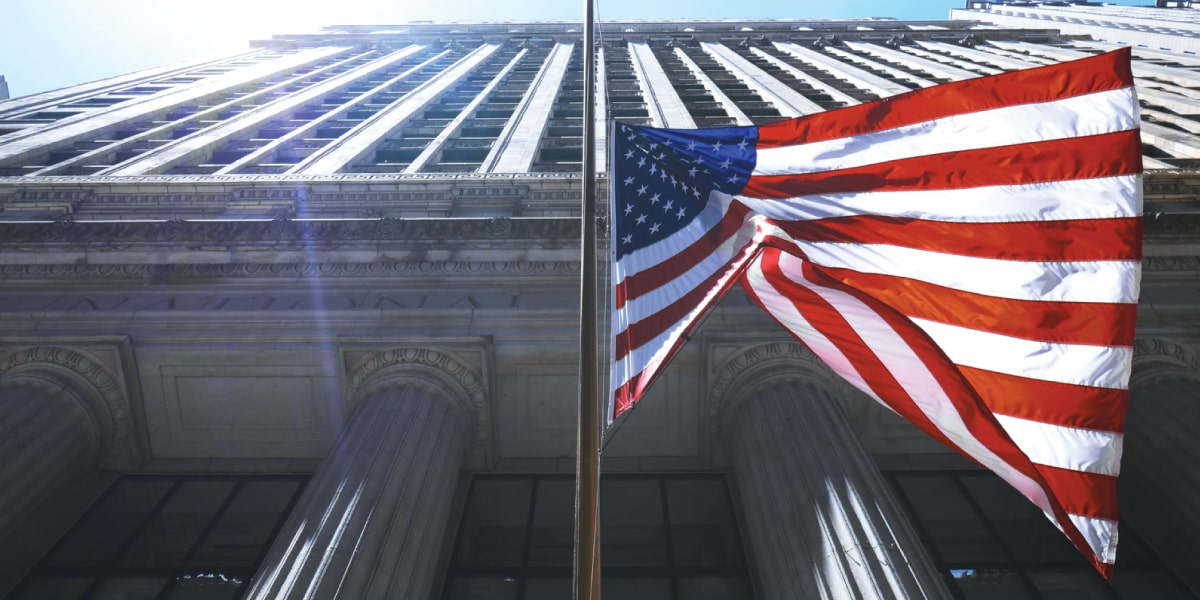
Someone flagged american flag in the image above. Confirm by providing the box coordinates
[609,48,1141,578]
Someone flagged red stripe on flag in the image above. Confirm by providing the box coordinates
[746,247,991,456]
[1036,464,1120,521]
[960,366,1129,433]
[773,216,1141,262]
[747,245,1104,571]
[755,48,1133,149]
[817,267,1138,347]
[742,130,1142,199]
[614,265,730,361]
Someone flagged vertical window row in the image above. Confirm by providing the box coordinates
[180,46,457,175]
[0,49,372,176]
[817,43,928,90]
[673,42,783,124]
[727,43,854,109]
[649,43,737,128]
[531,45,584,172]
[364,42,534,174]
[757,44,883,102]
[602,43,653,126]
[0,49,300,129]
[836,42,952,85]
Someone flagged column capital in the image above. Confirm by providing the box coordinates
[1132,337,1200,385]
[708,340,852,429]
[344,345,492,466]
[0,344,143,468]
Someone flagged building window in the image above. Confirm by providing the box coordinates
[886,471,1196,599]
[443,473,754,600]
[10,474,308,600]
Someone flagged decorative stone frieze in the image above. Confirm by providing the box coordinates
[0,216,581,244]
[0,260,580,281]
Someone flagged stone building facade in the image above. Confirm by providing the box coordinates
[1,4,1200,599]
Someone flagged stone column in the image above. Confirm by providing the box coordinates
[247,376,474,599]
[0,345,134,597]
[721,371,950,599]
[1121,339,1200,593]
[0,378,101,539]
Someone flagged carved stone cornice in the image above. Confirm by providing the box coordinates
[1144,213,1200,237]
[0,346,131,467]
[1132,337,1200,386]
[1143,256,1200,273]
[344,346,491,461]
[0,260,579,281]
[0,216,580,245]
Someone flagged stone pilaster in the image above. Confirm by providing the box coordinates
[1122,339,1200,594]
[716,345,950,600]
[246,352,479,600]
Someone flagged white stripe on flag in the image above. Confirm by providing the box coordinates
[746,252,1056,514]
[1067,513,1119,565]
[793,241,1139,304]
[753,88,1138,176]
[994,414,1124,476]
[736,175,1140,223]
[911,319,1133,389]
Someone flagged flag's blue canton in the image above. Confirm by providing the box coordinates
[612,122,758,259]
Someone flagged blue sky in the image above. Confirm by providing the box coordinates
[0,0,1154,98]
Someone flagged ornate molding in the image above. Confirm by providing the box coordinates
[1132,337,1200,386]
[345,347,490,456]
[1144,213,1200,237]
[0,260,579,281]
[0,346,130,467]
[0,217,580,245]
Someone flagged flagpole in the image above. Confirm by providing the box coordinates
[572,0,602,598]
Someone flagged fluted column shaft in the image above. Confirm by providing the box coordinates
[247,380,471,600]
[724,379,951,600]
[0,378,101,594]
[1122,373,1200,593]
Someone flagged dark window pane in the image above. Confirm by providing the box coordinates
[895,475,1007,563]
[46,479,176,568]
[187,479,302,569]
[1027,570,1112,598]
[92,577,169,600]
[116,480,238,569]
[1112,527,1161,566]
[1112,571,1194,600]
[952,569,1035,600]
[601,577,670,600]
[960,476,1078,564]
[442,576,519,600]
[677,576,753,600]
[9,577,91,599]
[528,478,574,568]
[165,575,243,600]
[665,478,742,567]
[522,577,571,599]
[601,478,667,567]
[454,478,533,568]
